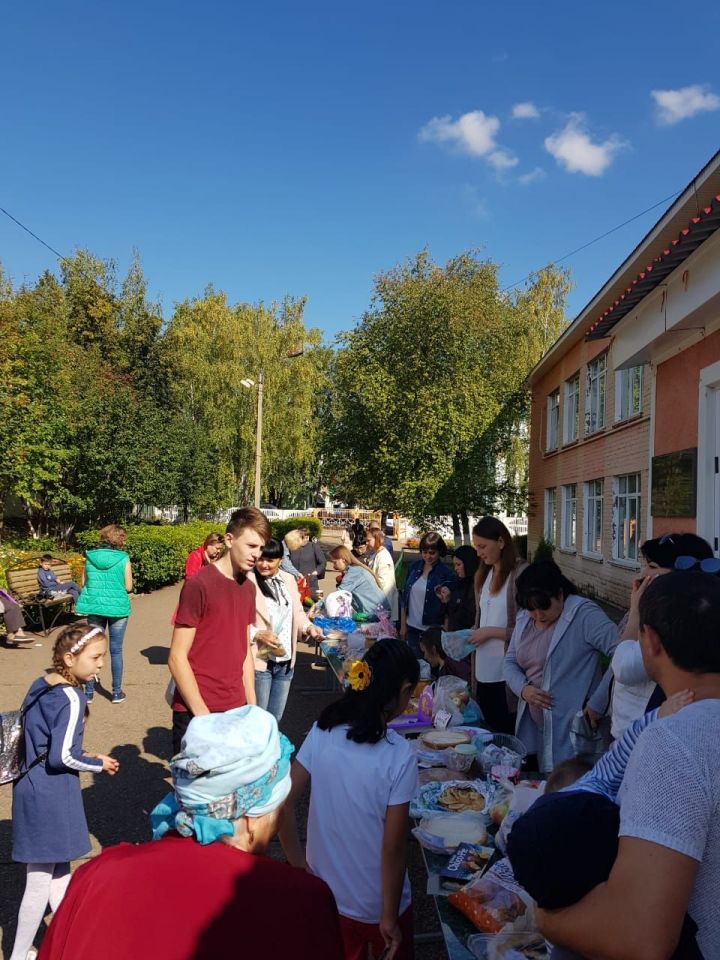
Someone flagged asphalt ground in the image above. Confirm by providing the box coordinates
[0,543,447,959]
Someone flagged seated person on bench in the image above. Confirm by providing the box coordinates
[37,555,80,603]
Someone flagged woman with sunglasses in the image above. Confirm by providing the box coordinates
[399,532,453,657]
[503,561,619,772]
[609,532,715,734]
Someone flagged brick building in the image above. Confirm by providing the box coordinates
[527,149,720,608]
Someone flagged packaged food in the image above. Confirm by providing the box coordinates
[448,860,535,935]
[411,778,493,819]
[413,812,489,853]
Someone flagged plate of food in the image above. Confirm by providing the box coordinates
[420,729,473,751]
[410,779,493,818]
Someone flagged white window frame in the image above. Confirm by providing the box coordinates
[546,389,560,451]
[615,365,643,422]
[544,487,556,543]
[585,354,607,435]
[560,483,577,550]
[583,479,603,557]
[563,374,580,444]
[613,473,641,563]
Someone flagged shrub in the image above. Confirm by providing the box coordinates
[76,522,223,592]
[531,536,554,563]
[271,516,323,542]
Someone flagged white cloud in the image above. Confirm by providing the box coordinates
[544,114,626,176]
[488,149,519,171]
[518,167,546,185]
[418,110,500,158]
[512,101,540,120]
[651,84,720,125]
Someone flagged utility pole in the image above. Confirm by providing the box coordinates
[254,371,264,508]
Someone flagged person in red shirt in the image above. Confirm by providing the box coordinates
[168,507,273,754]
[184,532,226,579]
[38,706,344,960]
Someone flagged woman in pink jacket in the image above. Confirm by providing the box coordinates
[250,539,324,722]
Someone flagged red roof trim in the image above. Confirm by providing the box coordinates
[585,195,720,339]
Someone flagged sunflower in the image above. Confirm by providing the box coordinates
[346,659,372,691]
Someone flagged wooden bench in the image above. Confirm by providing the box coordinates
[6,558,77,636]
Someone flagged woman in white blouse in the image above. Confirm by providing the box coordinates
[365,526,398,620]
[250,538,323,722]
[470,517,527,733]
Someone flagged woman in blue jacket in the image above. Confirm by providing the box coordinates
[328,545,389,616]
[400,532,453,657]
[503,561,618,772]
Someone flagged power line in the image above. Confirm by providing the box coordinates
[501,189,682,293]
[0,204,67,261]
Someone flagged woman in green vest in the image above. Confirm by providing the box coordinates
[76,524,134,703]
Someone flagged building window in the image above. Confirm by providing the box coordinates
[585,354,607,435]
[544,488,556,543]
[614,474,641,562]
[547,390,560,451]
[583,479,603,556]
[560,483,577,550]
[615,366,643,422]
[563,375,580,444]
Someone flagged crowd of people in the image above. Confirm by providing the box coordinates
[4,506,720,960]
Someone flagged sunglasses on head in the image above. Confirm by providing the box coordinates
[658,533,676,546]
[674,556,720,574]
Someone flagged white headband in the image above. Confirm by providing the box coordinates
[69,626,103,654]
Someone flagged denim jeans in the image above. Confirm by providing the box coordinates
[84,615,129,697]
[254,661,294,723]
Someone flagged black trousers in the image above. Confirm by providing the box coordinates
[172,709,193,755]
[475,680,515,734]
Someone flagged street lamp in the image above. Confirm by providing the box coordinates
[241,345,304,509]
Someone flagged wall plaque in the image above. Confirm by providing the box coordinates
[651,448,697,518]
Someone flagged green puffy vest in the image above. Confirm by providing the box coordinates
[76,548,131,618]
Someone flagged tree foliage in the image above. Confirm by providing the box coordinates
[323,250,571,521]
[0,250,327,540]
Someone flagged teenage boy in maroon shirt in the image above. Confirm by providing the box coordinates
[169,506,275,753]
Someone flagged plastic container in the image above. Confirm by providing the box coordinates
[446,743,477,773]
[488,733,528,760]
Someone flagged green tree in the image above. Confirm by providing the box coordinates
[324,252,571,521]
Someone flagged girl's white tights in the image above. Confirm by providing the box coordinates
[10,862,71,960]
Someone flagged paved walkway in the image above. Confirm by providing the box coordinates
[0,550,445,958]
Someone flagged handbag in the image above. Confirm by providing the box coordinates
[0,686,53,785]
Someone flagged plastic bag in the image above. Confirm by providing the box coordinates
[448,858,535,935]
[324,590,354,618]
[442,629,475,661]
[570,709,611,761]
[434,676,471,724]
[495,781,545,854]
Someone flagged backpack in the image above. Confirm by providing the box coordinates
[0,686,53,785]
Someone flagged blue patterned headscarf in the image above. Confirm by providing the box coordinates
[150,706,294,845]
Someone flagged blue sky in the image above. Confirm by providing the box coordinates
[2,0,719,339]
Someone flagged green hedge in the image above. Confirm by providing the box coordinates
[74,516,324,592]
[271,516,323,541]
[76,522,223,592]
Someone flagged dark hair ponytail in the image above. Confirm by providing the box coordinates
[318,638,420,744]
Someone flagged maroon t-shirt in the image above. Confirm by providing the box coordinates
[38,836,343,960]
[172,564,255,713]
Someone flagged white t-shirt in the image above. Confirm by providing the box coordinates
[297,722,418,923]
[475,575,509,684]
[610,640,654,739]
[264,576,292,663]
[407,575,428,629]
[618,699,720,957]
